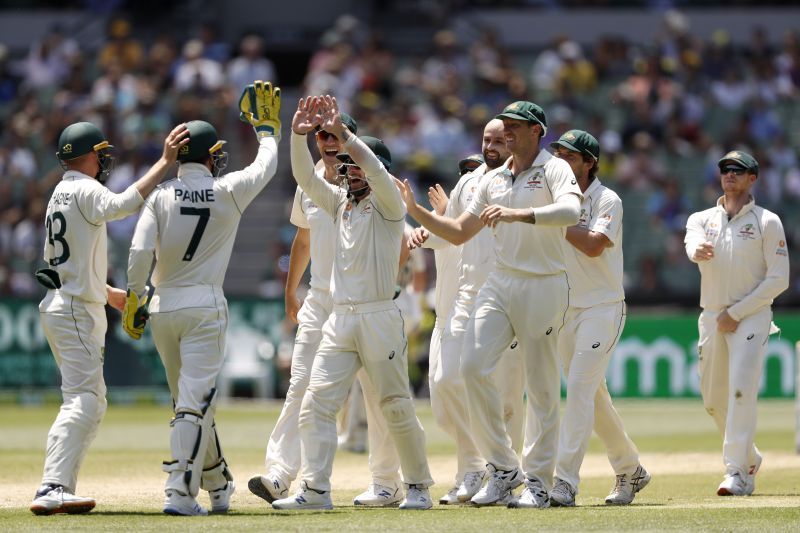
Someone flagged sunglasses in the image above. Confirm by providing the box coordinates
[721,166,747,176]
[316,130,338,141]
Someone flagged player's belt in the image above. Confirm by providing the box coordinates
[333,300,396,314]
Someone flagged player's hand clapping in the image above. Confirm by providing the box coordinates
[428,184,449,216]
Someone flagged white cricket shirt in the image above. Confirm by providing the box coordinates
[563,178,625,308]
[449,164,496,292]
[466,150,581,276]
[289,160,339,291]
[290,132,405,305]
[127,137,278,311]
[42,171,143,304]
[684,196,789,320]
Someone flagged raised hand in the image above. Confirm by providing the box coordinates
[428,184,449,216]
[398,179,420,213]
[239,80,282,139]
[318,95,345,137]
[161,123,189,163]
[292,96,321,135]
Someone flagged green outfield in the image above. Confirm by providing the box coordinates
[1,398,800,531]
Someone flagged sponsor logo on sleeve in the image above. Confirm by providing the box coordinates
[777,239,788,256]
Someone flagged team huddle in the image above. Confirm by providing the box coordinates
[30,80,789,515]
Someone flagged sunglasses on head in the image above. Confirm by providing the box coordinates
[316,130,338,141]
[721,166,747,176]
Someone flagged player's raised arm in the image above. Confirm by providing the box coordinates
[318,95,404,220]
[290,96,341,217]
[398,178,483,246]
[223,81,282,211]
[132,123,190,200]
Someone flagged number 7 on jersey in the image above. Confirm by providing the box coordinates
[180,207,210,261]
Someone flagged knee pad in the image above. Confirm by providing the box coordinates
[380,397,417,433]
[163,388,218,496]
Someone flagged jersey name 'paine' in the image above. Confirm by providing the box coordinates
[174,188,215,202]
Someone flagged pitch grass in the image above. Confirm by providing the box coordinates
[1,399,800,531]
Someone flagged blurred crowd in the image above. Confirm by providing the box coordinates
[2,9,800,316]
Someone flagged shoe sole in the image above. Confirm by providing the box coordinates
[549,498,575,507]
[354,500,401,507]
[163,507,208,516]
[272,503,333,510]
[30,501,96,516]
[507,500,550,509]
[399,504,432,510]
[716,487,746,497]
[248,477,283,504]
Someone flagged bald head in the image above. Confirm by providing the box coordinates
[483,119,510,170]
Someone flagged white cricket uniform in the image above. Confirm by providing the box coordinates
[427,165,526,487]
[127,137,278,496]
[555,178,641,491]
[290,132,432,492]
[461,151,581,488]
[684,196,789,478]
[264,167,337,486]
[38,171,143,493]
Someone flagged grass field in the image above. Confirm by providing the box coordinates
[2,398,800,531]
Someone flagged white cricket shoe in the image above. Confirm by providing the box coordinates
[399,484,432,510]
[745,453,763,496]
[163,489,208,516]
[247,474,288,504]
[30,484,96,516]
[508,477,550,509]
[549,478,576,507]
[717,472,748,496]
[209,481,235,513]
[353,483,402,506]
[605,465,651,505]
[438,486,460,505]
[456,470,486,502]
[272,482,333,510]
[470,464,523,507]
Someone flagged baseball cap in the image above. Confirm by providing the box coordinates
[496,101,548,134]
[458,153,484,175]
[336,135,392,170]
[550,129,600,161]
[717,150,758,175]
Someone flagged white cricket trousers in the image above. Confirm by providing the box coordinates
[39,291,108,494]
[298,300,433,492]
[555,301,640,490]
[698,307,772,477]
[430,291,526,486]
[461,270,568,489]
[150,289,230,493]
[265,288,333,485]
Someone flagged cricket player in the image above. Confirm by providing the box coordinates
[547,130,650,507]
[30,121,189,516]
[125,81,281,515]
[399,101,582,508]
[249,111,406,507]
[248,112,361,503]
[684,150,789,496]
[411,120,526,505]
[271,95,433,510]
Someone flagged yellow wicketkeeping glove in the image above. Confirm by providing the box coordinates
[238,80,281,139]
[123,288,150,340]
